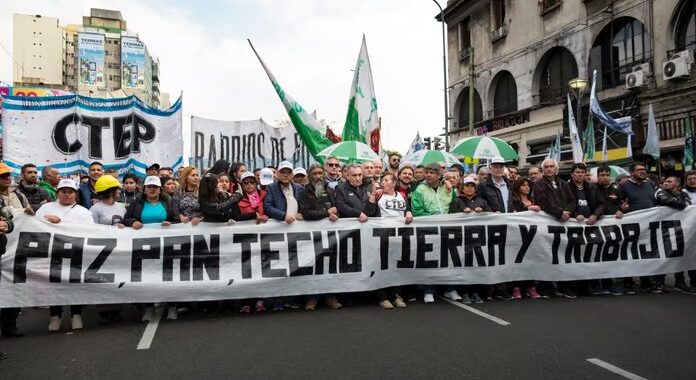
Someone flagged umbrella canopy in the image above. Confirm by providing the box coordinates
[450,136,518,160]
[403,150,461,167]
[316,141,379,163]
[589,166,629,180]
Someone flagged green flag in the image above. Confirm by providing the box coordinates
[685,116,694,169]
[248,40,333,160]
[584,116,595,161]
[342,35,379,153]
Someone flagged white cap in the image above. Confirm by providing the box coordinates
[462,176,477,185]
[259,168,274,186]
[293,167,307,177]
[490,156,506,164]
[240,171,256,182]
[143,176,162,187]
[277,161,293,172]
[56,178,79,191]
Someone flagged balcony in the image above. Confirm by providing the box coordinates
[490,24,508,44]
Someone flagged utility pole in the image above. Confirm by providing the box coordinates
[468,46,475,133]
[433,0,450,150]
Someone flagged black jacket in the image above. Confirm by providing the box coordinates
[533,176,576,220]
[449,194,492,213]
[124,196,180,226]
[299,181,335,220]
[655,189,692,210]
[0,196,15,256]
[477,177,513,213]
[568,180,605,218]
[596,183,621,215]
[16,180,51,211]
[200,192,242,223]
[511,197,536,212]
[335,181,377,218]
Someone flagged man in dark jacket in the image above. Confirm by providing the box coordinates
[78,161,104,209]
[299,164,338,222]
[477,157,513,213]
[263,161,304,224]
[568,163,605,224]
[335,163,377,221]
[17,164,51,211]
[655,176,691,210]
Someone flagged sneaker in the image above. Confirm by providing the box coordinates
[472,293,484,304]
[496,289,514,301]
[407,296,417,302]
[590,287,603,296]
[255,300,266,312]
[167,306,178,320]
[512,287,522,299]
[325,296,343,309]
[675,283,696,293]
[142,307,155,322]
[525,287,541,299]
[239,305,251,313]
[284,301,302,310]
[305,298,318,311]
[272,301,284,311]
[561,289,577,299]
[48,316,61,332]
[393,297,407,308]
[650,285,663,294]
[461,294,472,305]
[379,300,394,309]
[608,284,624,296]
[444,290,462,301]
[423,293,435,303]
[71,315,83,330]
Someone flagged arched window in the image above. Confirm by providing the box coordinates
[674,1,696,50]
[538,47,578,104]
[492,71,517,117]
[590,17,651,90]
[457,88,482,130]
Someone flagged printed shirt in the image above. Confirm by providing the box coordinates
[378,192,407,217]
[90,201,127,226]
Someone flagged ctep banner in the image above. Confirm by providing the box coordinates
[190,116,315,172]
[1,207,695,307]
[1,94,183,176]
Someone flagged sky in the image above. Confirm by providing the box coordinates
[0,0,447,155]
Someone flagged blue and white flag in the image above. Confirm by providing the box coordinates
[404,132,425,159]
[601,126,608,161]
[567,94,584,163]
[642,103,660,159]
[547,131,561,162]
[589,70,634,135]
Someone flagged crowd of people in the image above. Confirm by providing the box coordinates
[0,154,695,349]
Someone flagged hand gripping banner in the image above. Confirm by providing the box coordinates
[1,207,695,307]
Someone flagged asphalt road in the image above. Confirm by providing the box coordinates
[1,290,695,380]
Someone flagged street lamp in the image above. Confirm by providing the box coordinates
[568,77,588,146]
[433,0,449,151]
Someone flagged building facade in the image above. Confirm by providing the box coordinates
[12,8,168,109]
[443,0,696,174]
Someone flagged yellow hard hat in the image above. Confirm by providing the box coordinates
[95,174,121,193]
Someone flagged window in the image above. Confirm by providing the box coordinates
[493,71,517,117]
[491,0,506,29]
[457,87,483,130]
[458,18,471,53]
[540,0,562,14]
[538,47,578,104]
[591,17,651,90]
[675,2,696,50]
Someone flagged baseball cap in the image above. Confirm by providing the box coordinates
[277,161,293,172]
[450,163,466,173]
[462,176,477,185]
[293,167,307,177]
[56,178,79,191]
[425,162,441,172]
[259,168,274,186]
[143,176,162,187]
[0,162,11,175]
[240,171,256,182]
[490,156,506,165]
[147,163,160,171]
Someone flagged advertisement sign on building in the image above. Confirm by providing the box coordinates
[121,37,146,89]
[78,33,105,87]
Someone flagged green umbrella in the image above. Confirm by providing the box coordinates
[316,141,379,163]
[589,166,628,180]
[403,150,461,167]
[450,136,518,160]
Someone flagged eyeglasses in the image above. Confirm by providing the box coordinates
[326,163,340,168]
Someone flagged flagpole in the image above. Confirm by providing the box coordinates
[433,0,449,150]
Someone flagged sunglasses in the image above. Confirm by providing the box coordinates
[326,163,340,167]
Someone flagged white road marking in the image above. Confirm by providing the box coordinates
[137,307,163,350]
[586,358,648,380]
[438,296,511,326]
[672,288,696,296]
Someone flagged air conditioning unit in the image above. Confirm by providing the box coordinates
[625,63,651,89]
[663,49,694,81]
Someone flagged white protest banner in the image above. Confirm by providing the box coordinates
[190,116,315,172]
[1,207,695,307]
[1,95,183,176]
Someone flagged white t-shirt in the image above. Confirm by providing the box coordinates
[90,201,127,225]
[378,192,407,217]
[35,201,95,224]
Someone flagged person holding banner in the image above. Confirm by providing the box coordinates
[36,178,94,331]
[39,166,61,201]
[90,175,127,227]
[233,172,268,224]
[78,162,104,209]
[175,166,203,225]
[323,156,343,193]
[17,164,51,212]
[510,177,543,300]
[0,174,19,343]
[335,164,378,223]
[675,170,696,292]
[198,173,243,223]
[410,163,456,303]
